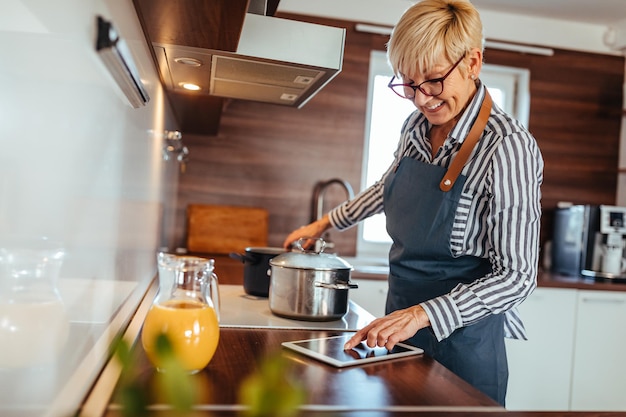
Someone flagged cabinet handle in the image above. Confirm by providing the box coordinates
[580,297,625,304]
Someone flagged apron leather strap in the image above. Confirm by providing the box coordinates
[439,91,493,192]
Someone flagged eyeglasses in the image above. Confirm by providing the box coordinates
[388,55,465,99]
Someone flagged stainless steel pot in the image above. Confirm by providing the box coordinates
[268,238,357,321]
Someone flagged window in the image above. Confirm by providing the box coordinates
[357,50,530,259]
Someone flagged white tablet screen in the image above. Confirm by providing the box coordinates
[282,333,423,368]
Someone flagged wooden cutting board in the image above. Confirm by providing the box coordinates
[186,204,268,254]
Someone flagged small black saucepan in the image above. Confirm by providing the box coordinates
[229,247,287,297]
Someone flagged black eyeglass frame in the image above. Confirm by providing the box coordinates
[388,55,465,99]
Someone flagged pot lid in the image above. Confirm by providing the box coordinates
[270,251,353,270]
[269,238,353,270]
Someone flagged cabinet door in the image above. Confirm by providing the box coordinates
[349,278,388,318]
[570,290,626,411]
[505,287,577,410]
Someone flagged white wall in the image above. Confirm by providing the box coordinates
[0,0,178,415]
[0,0,179,265]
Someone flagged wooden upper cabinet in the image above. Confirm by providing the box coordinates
[133,0,249,51]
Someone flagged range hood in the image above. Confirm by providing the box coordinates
[153,13,345,108]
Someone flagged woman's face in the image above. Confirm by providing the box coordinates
[402,49,482,128]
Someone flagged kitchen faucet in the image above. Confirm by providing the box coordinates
[309,179,354,252]
[310,178,355,223]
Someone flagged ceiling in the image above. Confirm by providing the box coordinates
[278,0,626,27]
[278,0,626,55]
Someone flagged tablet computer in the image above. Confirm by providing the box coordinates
[282,333,423,368]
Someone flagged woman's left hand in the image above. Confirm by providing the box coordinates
[344,305,431,351]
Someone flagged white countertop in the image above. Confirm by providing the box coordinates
[219,285,375,331]
[0,277,143,417]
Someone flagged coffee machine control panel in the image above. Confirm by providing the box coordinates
[600,205,626,234]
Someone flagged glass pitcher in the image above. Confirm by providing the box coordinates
[0,237,70,368]
[141,253,220,373]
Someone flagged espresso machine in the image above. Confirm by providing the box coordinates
[551,204,626,279]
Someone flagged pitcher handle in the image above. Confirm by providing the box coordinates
[208,270,221,322]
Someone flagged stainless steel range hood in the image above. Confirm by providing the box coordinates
[153,13,345,108]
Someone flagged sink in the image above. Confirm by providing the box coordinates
[342,256,389,278]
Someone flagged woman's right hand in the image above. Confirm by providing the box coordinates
[282,215,331,250]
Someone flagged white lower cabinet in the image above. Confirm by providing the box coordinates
[506,286,626,411]
[505,287,578,410]
[349,278,388,318]
[570,290,626,410]
[350,276,626,411]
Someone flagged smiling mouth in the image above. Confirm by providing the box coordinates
[425,101,444,111]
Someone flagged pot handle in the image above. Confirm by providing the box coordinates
[229,252,255,263]
[314,281,358,290]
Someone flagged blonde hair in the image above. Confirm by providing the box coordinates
[387,0,484,78]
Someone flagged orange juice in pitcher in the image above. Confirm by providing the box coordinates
[141,254,220,373]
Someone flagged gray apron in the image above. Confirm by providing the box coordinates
[383,153,508,405]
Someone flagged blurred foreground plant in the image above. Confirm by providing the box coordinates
[238,354,306,417]
[113,333,195,417]
[112,335,304,417]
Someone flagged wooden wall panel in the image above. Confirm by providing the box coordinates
[483,47,624,251]
[174,14,625,266]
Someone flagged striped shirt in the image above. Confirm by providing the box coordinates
[329,83,544,341]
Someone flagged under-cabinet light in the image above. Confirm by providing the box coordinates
[178,82,201,91]
[484,40,554,56]
[355,23,554,56]
[174,57,203,67]
[96,16,150,108]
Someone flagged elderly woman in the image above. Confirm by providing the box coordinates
[283,0,543,405]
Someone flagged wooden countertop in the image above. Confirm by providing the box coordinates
[103,328,501,416]
[103,410,626,417]
[101,328,623,416]
[538,269,626,292]
[353,265,626,293]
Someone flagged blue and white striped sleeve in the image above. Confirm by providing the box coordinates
[421,128,543,341]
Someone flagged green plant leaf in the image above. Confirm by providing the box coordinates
[238,354,305,417]
[114,333,196,416]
